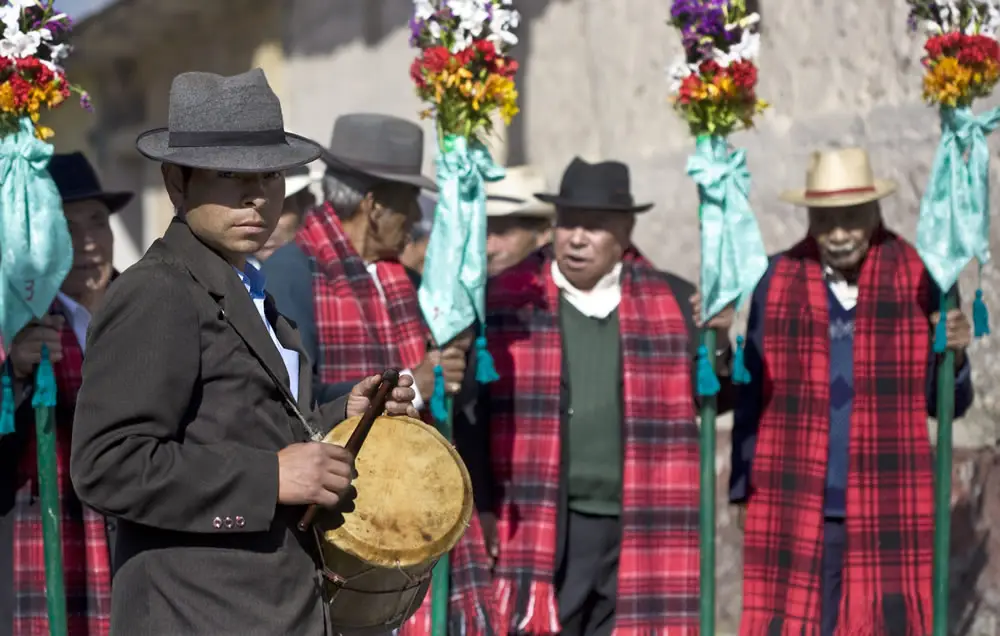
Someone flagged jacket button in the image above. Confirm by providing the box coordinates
[212,516,223,529]
[235,516,245,528]
[224,516,233,528]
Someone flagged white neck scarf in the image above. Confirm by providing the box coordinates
[551,260,623,319]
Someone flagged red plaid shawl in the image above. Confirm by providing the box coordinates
[741,231,934,635]
[14,305,112,635]
[486,250,700,635]
[296,203,426,382]
[296,204,495,635]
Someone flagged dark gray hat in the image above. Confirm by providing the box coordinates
[136,69,322,172]
[322,113,436,191]
[535,157,652,213]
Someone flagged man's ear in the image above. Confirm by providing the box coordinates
[161,163,187,212]
[361,191,380,231]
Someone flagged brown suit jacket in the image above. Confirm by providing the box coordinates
[71,218,349,636]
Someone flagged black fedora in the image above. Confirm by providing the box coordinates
[136,68,322,172]
[49,152,133,213]
[535,157,653,213]
[322,113,437,191]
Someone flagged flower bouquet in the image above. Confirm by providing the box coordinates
[666,0,769,395]
[906,0,994,345]
[409,0,520,410]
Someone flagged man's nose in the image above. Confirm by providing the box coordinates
[827,226,850,243]
[486,234,501,254]
[242,176,269,207]
[568,227,587,245]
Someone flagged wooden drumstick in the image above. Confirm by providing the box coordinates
[298,369,401,532]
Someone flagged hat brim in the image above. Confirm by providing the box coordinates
[534,193,653,213]
[779,180,897,208]
[136,128,323,173]
[486,198,555,218]
[322,151,438,192]
[62,191,134,214]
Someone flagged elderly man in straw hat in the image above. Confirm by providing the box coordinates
[485,165,554,275]
[69,69,420,636]
[731,147,974,636]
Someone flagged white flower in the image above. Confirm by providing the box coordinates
[428,19,442,40]
[666,59,697,94]
[0,5,21,33]
[0,28,41,59]
[712,30,759,66]
[413,0,436,21]
[447,0,489,39]
[48,41,70,62]
[488,7,519,48]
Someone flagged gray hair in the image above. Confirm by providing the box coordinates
[322,169,378,219]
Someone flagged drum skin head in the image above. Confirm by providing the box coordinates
[319,415,473,568]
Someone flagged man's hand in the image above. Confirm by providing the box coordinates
[277,442,355,507]
[690,291,734,335]
[480,511,499,568]
[930,308,971,367]
[412,328,475,397]
[347,373,420,419]
[9,316,64,379]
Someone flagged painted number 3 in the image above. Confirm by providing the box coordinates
[24,280,34,301]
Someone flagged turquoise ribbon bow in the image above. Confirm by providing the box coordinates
[0,118,73,436]
[686,135,769,391]
[418,134,505,417]
[916,106,997,348]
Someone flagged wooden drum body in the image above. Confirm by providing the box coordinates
[313,415,473,634]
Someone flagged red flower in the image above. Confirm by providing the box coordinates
[730,60,757,90]
[475,39,497,63]
[678,74,701,104]
[454,47,475,67]
[698,59,722,77]
[409,58,426,88]
[492,56,518,77]
[8,73,33,107]
[421,46,450,73]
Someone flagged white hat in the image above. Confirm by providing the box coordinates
[284,165,314,199]
[486,165,555,218]
[780,147,897,208]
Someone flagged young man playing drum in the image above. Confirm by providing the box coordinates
[70,69,420,636]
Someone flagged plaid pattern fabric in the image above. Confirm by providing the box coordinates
[14,306,112,635]
[487,250,700,635]
[740,231,934,635]
[296,203,427,383]
[296,205,495,635]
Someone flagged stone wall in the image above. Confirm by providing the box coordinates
[280,0,1000,631]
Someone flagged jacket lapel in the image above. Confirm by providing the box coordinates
[160,219,292,392]
[268,296,313,408]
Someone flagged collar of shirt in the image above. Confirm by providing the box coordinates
[822,264,858,311]
[56,291,91,351]
[236,258,267,300]
[551,260,623,319]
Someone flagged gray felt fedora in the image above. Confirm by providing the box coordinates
[322,113,436,191]
[136,69,322,172]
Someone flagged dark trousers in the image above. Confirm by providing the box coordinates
[554,511,621,636]
[821,519,846,636]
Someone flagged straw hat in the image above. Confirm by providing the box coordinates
[486,165,555,218]
[780,147,897,208]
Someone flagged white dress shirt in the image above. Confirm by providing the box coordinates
[237,260,300,399]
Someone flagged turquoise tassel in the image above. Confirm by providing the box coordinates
[429,364,448,422]
[0,363,15,436]
[731,335,751,385]
[32,345,57,409]
[933,290,948,353]
[695,345,720,397]
[973,288,990,337]
[474,335,499,384]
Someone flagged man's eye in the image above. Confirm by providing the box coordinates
[217,171,236,179]
[264,171,280,180]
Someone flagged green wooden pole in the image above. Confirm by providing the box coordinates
[430,395,454,636]
[932,290,956,636]
[33,347,67,636]
[699,328,717,635]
